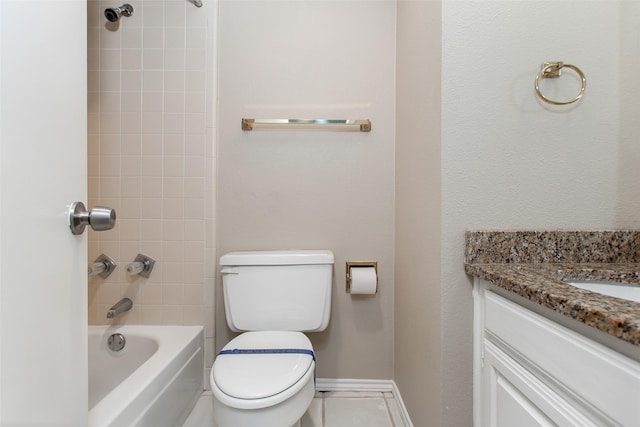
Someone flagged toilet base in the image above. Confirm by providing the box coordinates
[212,372,315,427]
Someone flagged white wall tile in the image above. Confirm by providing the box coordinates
[100,49,121,70]
[120,198,142,218]
[164,1,186,27]
[142,70,163,91]
[165,49,186,70]
[163,177,184,197]
[165,27,186,48]
[88,48,100,69]
[141,177,163,198]
[121,177,142,198]
[100,134,122,155]
[121,70,142,91]
[162,198,184,219]
[185,113,205,134]
[163,113,185,133]
[163,241,185,262]
[185,133,205,155]
[100,70,121,91]
[186,28,206,49]
[164,71,186,91]
[162,219,185,240]
[164,91,185,113]
[143,27,164,49]
[143,4,164,28]
[121,156,141,176]
[142,134,163,154]
[164,134,185,155]
[141,218,163,240]
[122,49,143,70]
[161,306,183,324]
[121,134,142,155]
[118,219,141,241]
[88,0,216,355]
[163,156,184,176]
[100,29,121,49]
[121,112,142,134]
[100,113,122,134]
[122,28,142,49]
[99,155,121,176]
[184,241,205,262]
[121,92,142,113]
[186,49,206,70]
[141,198,163,219]
[183,263,204,284]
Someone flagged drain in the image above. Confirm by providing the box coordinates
[107,333,126,351]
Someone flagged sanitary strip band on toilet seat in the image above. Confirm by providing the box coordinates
[217,348,316,383]
[217,348,315,361]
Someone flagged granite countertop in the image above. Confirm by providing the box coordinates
[464,231,640,347]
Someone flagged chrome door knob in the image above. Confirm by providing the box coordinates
[68,202,116,235]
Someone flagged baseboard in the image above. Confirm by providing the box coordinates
[389,380,414,427]
[316,378,394,393]
[316,378,413,427]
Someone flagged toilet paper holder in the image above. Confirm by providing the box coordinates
[346,261,378,294]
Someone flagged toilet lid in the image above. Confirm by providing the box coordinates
[213,331,315,400]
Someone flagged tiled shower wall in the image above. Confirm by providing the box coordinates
[87,0,216,379]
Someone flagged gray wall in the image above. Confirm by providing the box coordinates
[216,1,397,379]
[441,1,640,425]
[395,1,442,426]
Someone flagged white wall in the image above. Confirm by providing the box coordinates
[441,0,640,425]
[217,0,397,379]
[617,0,640,223]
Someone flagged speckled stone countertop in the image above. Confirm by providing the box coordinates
[464,231,640,346]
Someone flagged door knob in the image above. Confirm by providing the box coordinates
[68,202,116,235]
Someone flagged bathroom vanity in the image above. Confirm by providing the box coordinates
[465,231,640,427]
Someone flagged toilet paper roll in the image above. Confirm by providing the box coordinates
[349,267,377,295]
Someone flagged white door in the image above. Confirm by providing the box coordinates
[1,1,88,425]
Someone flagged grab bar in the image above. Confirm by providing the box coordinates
[241,118,372,132]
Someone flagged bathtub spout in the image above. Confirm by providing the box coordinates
[107,298,133,319]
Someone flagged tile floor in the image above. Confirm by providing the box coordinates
[183,390,409,427]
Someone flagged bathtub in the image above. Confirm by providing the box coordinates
[88,325,204,427]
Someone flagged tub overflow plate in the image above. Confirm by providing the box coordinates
[108,333,126,351]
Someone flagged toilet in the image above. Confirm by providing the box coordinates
[211,250,334,427]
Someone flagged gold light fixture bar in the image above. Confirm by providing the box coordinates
[241,118,372,132]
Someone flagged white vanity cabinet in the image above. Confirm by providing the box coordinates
[473,279,640,427]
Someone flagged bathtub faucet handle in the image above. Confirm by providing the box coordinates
[106,298,133,319]
[125,253,156,278]
[88,254,116,279]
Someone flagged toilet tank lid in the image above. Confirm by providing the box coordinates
[220,250,334,266]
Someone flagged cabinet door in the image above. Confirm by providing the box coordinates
[483,341,598,427]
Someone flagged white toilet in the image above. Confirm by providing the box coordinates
[211,250,334,427]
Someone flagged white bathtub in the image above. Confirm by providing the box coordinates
[88,325,204,427]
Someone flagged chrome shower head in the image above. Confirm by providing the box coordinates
[104,4,134,23]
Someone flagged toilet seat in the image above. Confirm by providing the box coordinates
[212,331,315,408]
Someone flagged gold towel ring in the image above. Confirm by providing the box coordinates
[535,62,586,106]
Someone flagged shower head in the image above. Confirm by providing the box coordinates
[104,4,134,23]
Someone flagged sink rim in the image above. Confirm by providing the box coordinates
[564,280,640,304]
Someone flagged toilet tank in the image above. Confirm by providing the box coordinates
[220,250,334,332]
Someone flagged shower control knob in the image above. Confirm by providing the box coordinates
[68,202,116,235]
